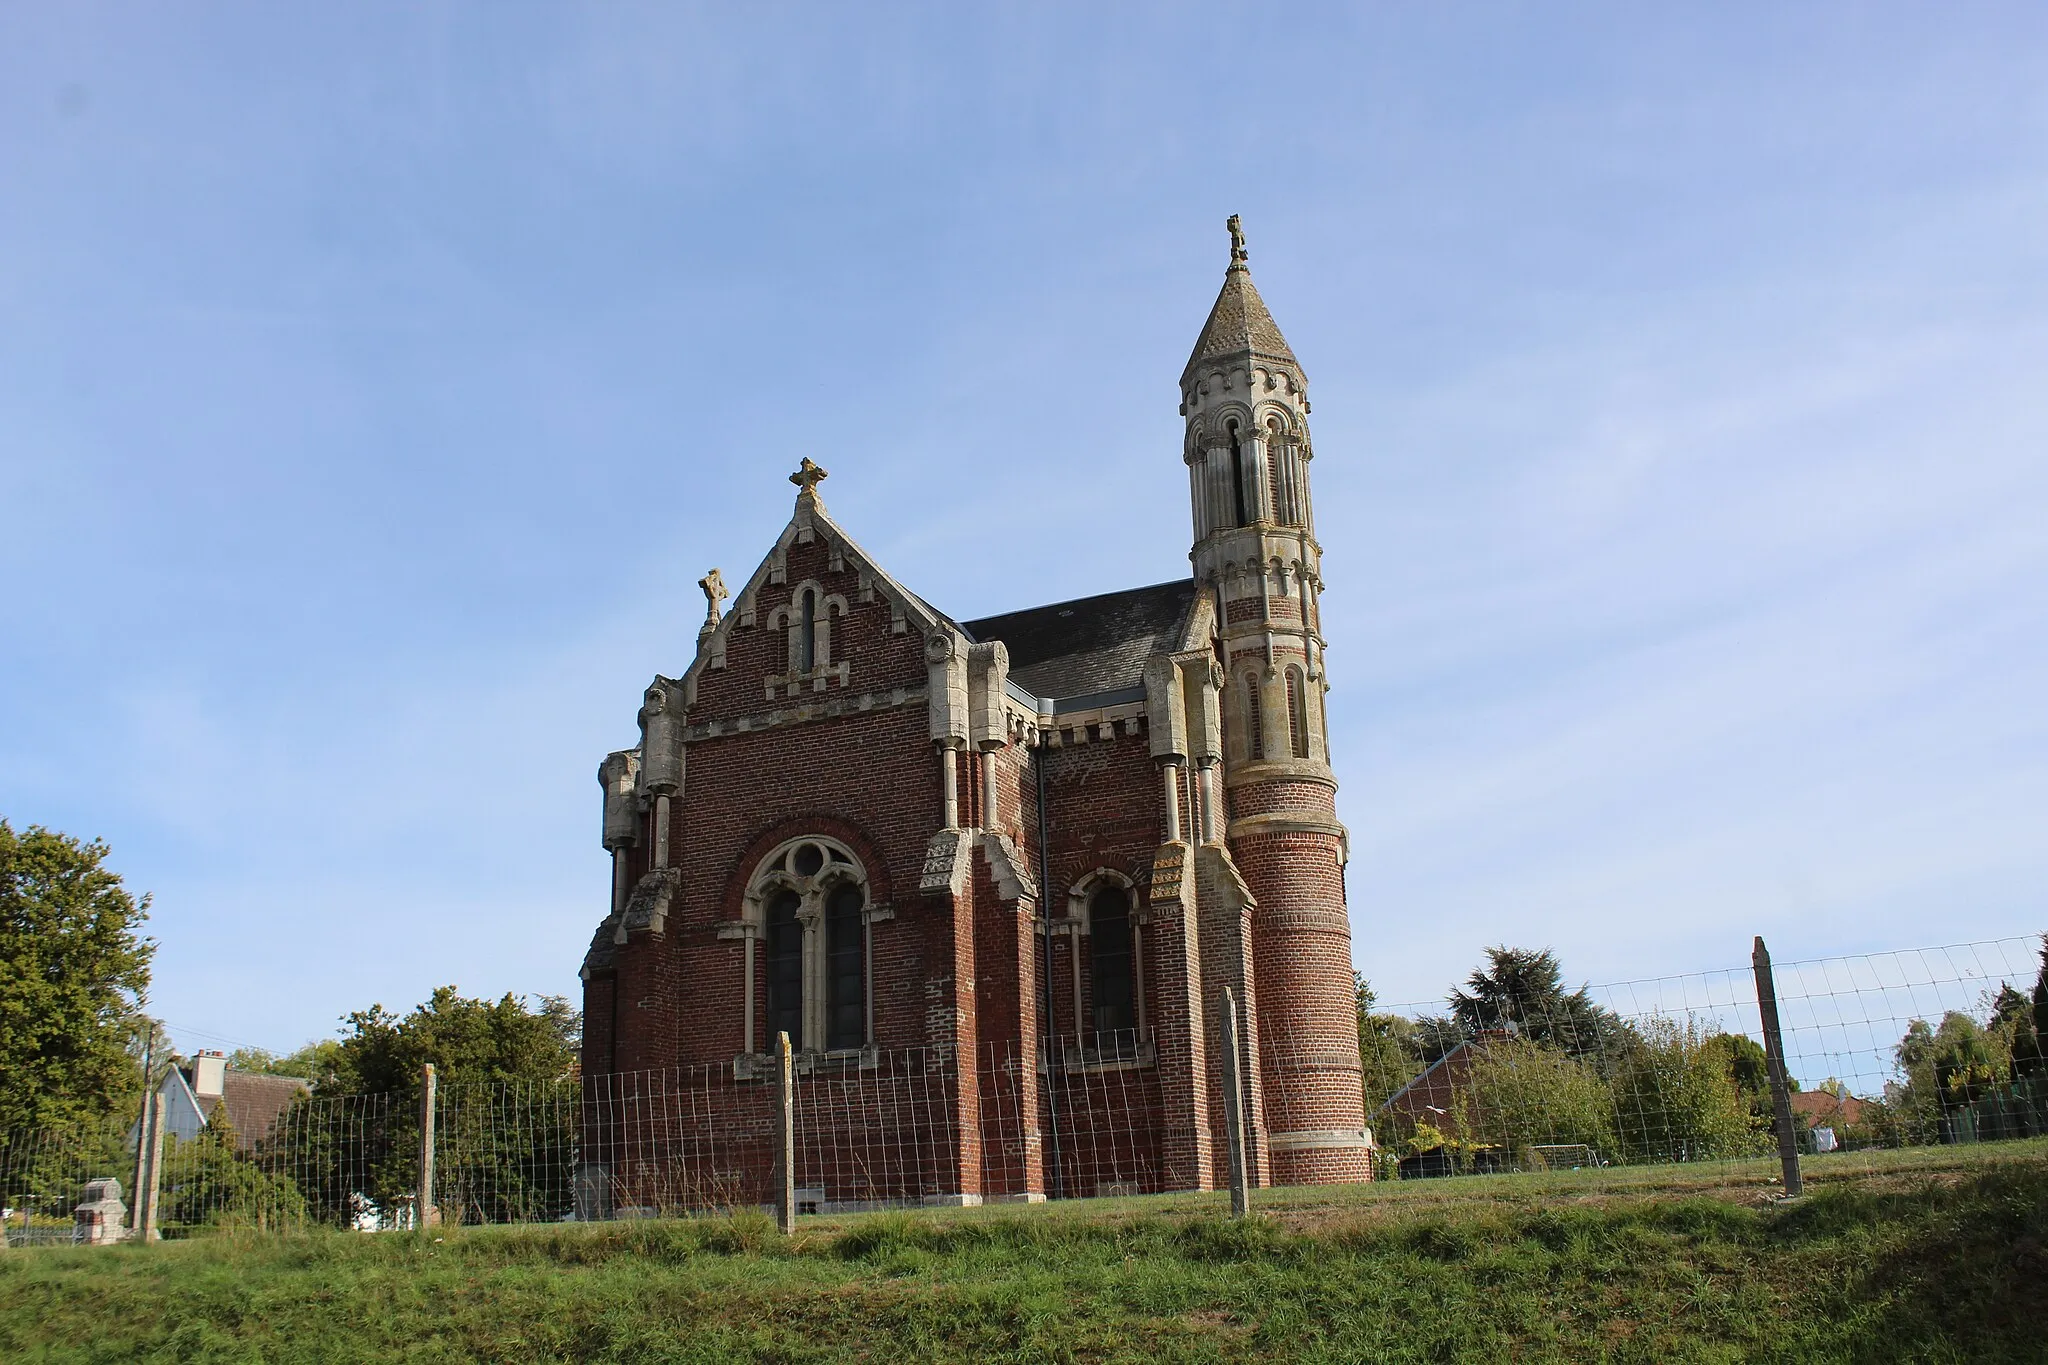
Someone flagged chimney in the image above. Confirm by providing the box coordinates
[191,1050,227,1099]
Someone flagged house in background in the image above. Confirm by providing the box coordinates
[148,1050,310,1151]
[1374,1032,1514,1142]
[1789,1087,1868,1152]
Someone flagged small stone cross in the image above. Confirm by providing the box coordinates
[789,457,829,494]
[698,568,728,632]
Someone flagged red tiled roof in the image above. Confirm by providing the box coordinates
[1788,1089,1868,1128]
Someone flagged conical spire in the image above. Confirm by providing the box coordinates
[1182,215,1298,382]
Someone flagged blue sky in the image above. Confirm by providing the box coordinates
[2,4,2043,1056]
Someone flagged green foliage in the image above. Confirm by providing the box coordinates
[1354,973,1422,1106]
[1448,945,1632,1060]
[1935,1021,2001,1108]
[1699,1031,1775,1129]
[0,820,156,1132]
[1606,1018,1763,1164]
[224,1040,344,1085]
[328,986,579,1096]
[261,987,581,1227]
[1456,1036,1615,1157]
[2003,937,2046,1081]
[0,1117,132,1224]
[1884,999,2044,1145]
[156,1121,309,1236]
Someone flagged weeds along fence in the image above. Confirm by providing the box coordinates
[3,932,2043,1243]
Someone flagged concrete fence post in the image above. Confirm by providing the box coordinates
[130,1079,155,1240]
[418,1063,438,1229]
[775,1032,797,1235]
[1219,987,1249,1219]
[1751,937,1804,1198]
[140,1091,166,1241]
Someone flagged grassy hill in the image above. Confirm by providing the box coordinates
[3,1142,2044,1363]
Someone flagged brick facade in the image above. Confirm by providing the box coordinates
[580,222,1370,1206]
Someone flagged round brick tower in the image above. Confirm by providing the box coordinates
[1182,218,1369,1184]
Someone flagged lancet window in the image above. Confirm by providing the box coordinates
[1285,665,1310,760]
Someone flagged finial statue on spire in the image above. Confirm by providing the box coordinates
[789,457,829,496]
[1227,213,1247,264]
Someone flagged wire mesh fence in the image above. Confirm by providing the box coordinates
[1348,933,2048,1179]
[3,932,2042,1245]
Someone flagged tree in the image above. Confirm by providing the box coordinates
[1355,974,1423,1107]
[1699,1031,1779,1128]
[1932,1017,2000,1110]
[1449,946,1629,1060]
[1607,1018,1762,1164]
[1456,1035,1615,1161]
[1887,1011,2008,1144]
[0,820,156,1132]
[1411,1015,1466,1066]
[156,1114,309,1234]
[268,987,581,1226]
[327,987,579,1095]
[2007,937,2047,1081]
[226,1039,345,1085]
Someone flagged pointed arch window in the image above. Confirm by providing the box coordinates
[1285,666,1310,760]
[741,837,874,1056]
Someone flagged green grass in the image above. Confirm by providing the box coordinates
[4,1142,2045,1363]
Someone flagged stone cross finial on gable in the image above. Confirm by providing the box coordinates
[698,568,728,634]
[1227,214,1247,265]
[789,457,829,495]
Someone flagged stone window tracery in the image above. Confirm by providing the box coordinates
[742,837,873,1056]
[765,581,852,696]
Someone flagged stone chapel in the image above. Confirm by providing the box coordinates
[580,219,1369,1200]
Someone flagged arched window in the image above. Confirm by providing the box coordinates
[1243,671,1264,761]
[1228,421,1249,527]
[799,588,817,673]
[1089,885,1135,1038]
[743,837,870,1054]
[1286,666,1309,760]
[1267,418,1290,524]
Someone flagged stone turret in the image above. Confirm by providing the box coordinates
[1183,217,1367,1184]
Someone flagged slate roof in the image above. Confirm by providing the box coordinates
[1183,260,1298,379]
[191,1071,310,1152]
[961,579,1196,703]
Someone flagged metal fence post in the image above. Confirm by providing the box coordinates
[1219,987,1249,1218]
[418,1063,438,1229]
[140,1091,166,1241]
[775,1032,796,1234]
[1751,936,1804,1197]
